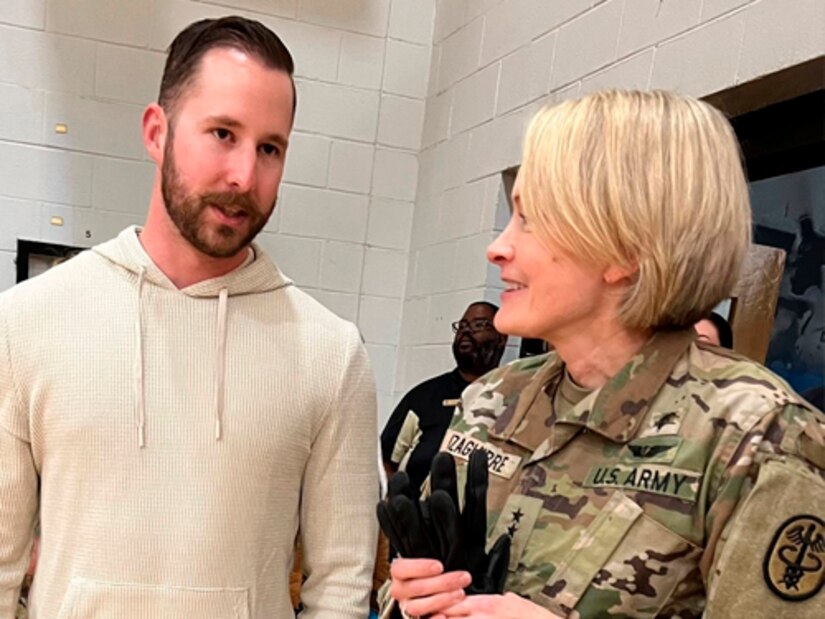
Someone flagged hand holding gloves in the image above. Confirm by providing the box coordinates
[377,448,511,594]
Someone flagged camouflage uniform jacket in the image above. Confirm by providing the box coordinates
[440,329,825,618]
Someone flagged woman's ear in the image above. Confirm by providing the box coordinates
[603,261,639,285]
[142,103,168,165]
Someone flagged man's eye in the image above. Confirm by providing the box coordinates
[260,143,280,157]
[213,128,232,140]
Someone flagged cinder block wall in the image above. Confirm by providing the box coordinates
[0,0,435,419]
[1,0,823,426]
[394,0,825,415]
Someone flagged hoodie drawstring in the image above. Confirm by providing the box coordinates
[214,287,229,441]
[134,267,146,448]
[133,270,229,446]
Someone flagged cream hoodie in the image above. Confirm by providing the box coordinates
[0,227,378,618]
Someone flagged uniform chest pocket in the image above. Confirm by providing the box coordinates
[536,491,701,618]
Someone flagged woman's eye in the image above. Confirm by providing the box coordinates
[213,128,231,141]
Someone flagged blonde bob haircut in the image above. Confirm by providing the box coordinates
[519,89,751,330]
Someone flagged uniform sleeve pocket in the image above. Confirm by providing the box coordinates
[538,491,700,617]
[56,577,250,619]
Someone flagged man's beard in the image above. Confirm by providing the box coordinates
[452,336,503,376]
[161,136,274,259]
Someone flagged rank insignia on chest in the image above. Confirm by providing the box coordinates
[488,495,543,571]
[442,398,461,408]
[763,514,825,601]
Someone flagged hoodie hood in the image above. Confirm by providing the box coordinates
[92,225,292,297]
[92,226,292,447]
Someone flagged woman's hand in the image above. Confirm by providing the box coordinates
[433,592,566,619]
[389,558,471,617]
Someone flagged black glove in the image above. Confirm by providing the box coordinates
[376,449,511,595]
[454,448,511,594]
[376,467,442,560]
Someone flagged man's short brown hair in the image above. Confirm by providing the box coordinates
[158,15,296,120]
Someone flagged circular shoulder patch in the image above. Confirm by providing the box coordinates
[763,514,825,601]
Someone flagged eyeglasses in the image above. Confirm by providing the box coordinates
[451,319,494,333]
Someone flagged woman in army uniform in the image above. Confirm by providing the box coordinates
[385,90,825,618]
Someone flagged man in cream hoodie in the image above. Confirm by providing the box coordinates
[0,16,378,619]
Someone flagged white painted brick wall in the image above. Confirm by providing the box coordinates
[0,143,93,205]
[450,62,499,135]
[73,208,142,247]
[0,26,96,95]
[44,93,144,159]
[551,0,623,89]
[383,40,431,99]
[201,0,297,20]
[46,0,153,47]
[148,1,235,52]
[367,198,414,251]
[272,18,341,82]
[358,295,403,345]
[738,0,825,82]
[0,83,45,144]
[378,95,426,150]
[617,0,702,58]
[294,80,380,142]
[282,132,331,188]
[433,0,468,43]
[278,184,370,243]
[372,148,419,202]
[338,32,385,89]
[701,0,751,20]
[95,45,166,105]
[496,32,555,116]
[297,0,390,38]
[255,231,323,288]
[328,141,375,194]
[91,158,155,215]
[305,288,358,323]
[0,0,46,29]
[0,198,40,251]
[581,49,655,95]
[435,17,483,91]
[319,240,365,294]
[0,251,16,290]
[650,12,745,94]
[362,247,407,298]
[389,0,436,46]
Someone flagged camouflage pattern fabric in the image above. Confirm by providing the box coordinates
[436,328,825,618]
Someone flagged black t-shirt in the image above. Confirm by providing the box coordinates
[380,368,469,493]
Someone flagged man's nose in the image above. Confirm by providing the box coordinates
[225,147,257,193]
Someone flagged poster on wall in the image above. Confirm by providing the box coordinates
[750,165,824,406]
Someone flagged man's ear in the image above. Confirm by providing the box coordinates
[603,261,638,285]
[142,103,168,165]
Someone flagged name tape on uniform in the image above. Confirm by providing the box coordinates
[442,429,522,479]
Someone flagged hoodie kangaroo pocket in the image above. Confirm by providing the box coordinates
[56,577,250,619]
